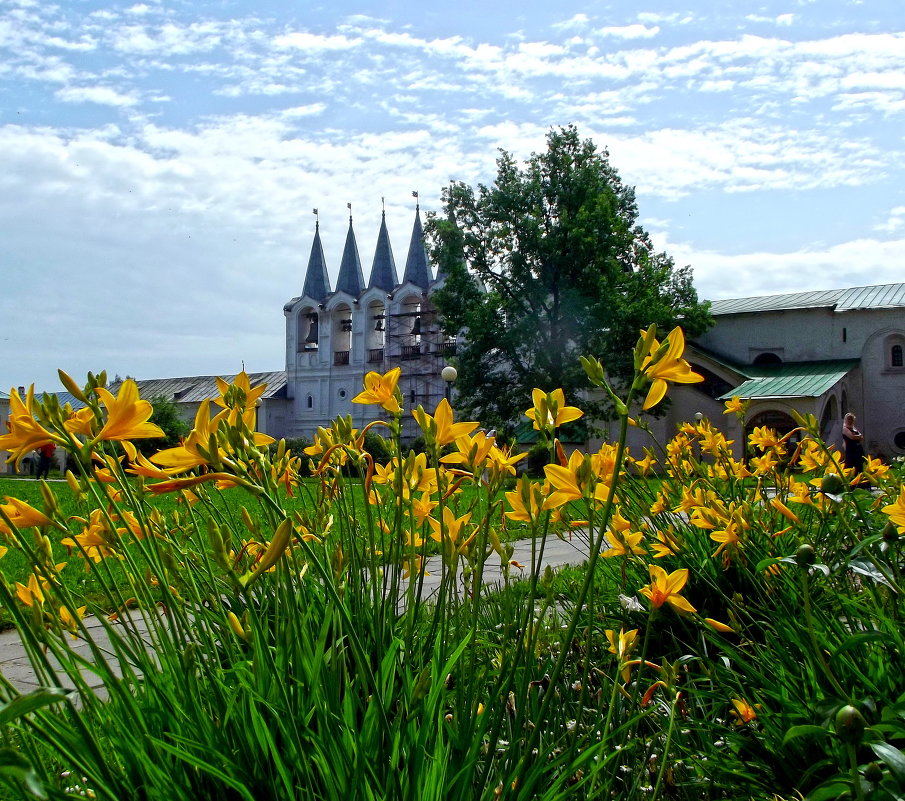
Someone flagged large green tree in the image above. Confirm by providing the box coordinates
[426,125,712,434]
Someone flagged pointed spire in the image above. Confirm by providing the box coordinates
[403,192,431,288]
[335,203,365,297]
[368,204,399,292]
[302,211,331,302]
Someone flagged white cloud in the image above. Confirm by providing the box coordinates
[874,206,905,233]
[552,14,590,32]
[54,85,139,106]
[604,123,888,199]
[273,31,361,51]
[596,24,660,40]
[664,237,905,300]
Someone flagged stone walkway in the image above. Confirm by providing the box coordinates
[0,533,592,695]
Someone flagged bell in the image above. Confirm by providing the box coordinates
[411,316,421,336]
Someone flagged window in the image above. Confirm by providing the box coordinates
[884,335,905,370]
[752,352,782,366]
[895,431,905,451]
[306,394,313,409]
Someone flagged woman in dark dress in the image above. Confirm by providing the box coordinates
[842,412,865,477]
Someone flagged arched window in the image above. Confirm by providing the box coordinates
[297,308,318,351]
[752,352,782,366]
[306,394,313,409]
[884,334,905,370]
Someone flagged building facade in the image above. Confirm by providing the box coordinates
[602,284,905,462]
[282,204,458,440]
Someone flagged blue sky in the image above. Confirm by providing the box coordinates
[2,0,904,391]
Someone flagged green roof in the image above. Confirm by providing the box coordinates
[710,282,905,316]
[717,360,858,401]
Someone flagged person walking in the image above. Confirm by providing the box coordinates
[36,441,56,480]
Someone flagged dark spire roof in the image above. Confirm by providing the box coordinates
[335,210,365,297]
[368,211,398,292]
[302,221,331,302]
[402,202,431,288]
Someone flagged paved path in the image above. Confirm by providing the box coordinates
[0,534,592,696]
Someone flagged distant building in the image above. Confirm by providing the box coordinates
[600,283,905,462]
[282,203,457,440]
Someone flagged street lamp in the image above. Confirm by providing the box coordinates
[441,365,458,402]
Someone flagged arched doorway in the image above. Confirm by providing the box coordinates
[745,409,799,453]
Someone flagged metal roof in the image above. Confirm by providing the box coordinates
[717,360,858,400]
[710,282,905,316]
[34,391,89,411]
[115,371,288,404]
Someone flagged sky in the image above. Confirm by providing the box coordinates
[2,0,904,392]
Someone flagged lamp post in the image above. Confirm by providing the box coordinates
[441,365,458,403]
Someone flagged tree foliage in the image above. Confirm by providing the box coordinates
[426,125,712,434]
[136,396,191,456]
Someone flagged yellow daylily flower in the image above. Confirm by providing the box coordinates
[605,627,639,682]
[637,326,703,411]
[441,430,497,474]
[505,476,547,524]
[882,486,905,532]
[95,379,165,444]
[64,407,96,437]
[486,443,527,479]
[651,529,679,558]
[0,496,53,535]
[352,367,402,414]
[747,425,785,453]
[60,604,87,634]
[710,520,741,560]
[214,370,267,412]
[730,698,759,725]
[749,451,779,475]
[411,491,439,526]
[0,386,62,469]
[524,388,584,432]
[427,506,472,546]
[61,510,121,564]
[861,455,889,482]
[15,574,45,608]
[722,395,746,415]
[152,399,222,474]
[629,449,657,476]
[542,450,596,509]
[638,565,696,613]
[602,510,646,557]
[770,497,800,524]
[412,398,479,447]
[402,555,427,580]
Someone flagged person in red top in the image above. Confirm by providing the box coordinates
[36,442,56,480]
